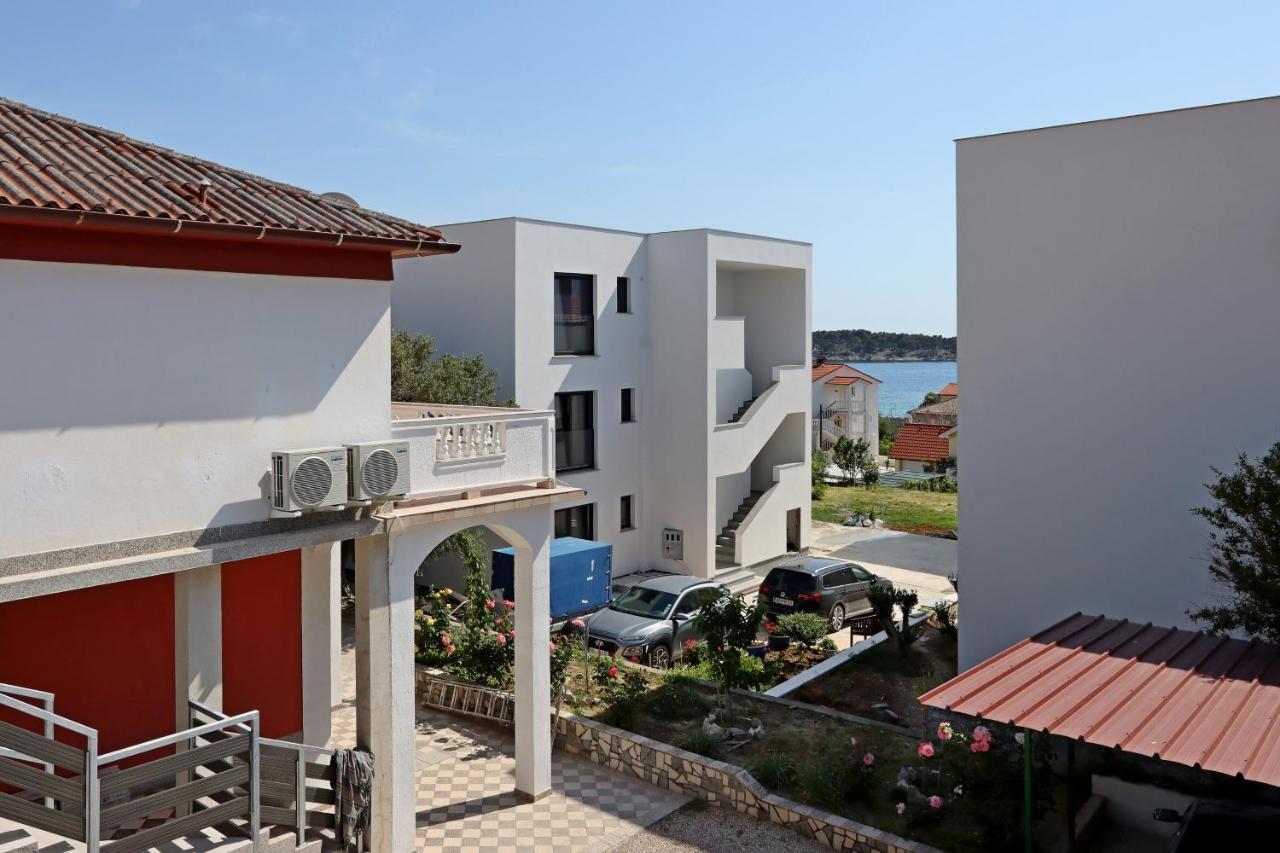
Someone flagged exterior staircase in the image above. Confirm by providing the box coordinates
[0,819,331,853]
[726,396,757,424]
[711,489,757,568]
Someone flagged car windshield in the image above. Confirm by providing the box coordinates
[764,569,817,594]
[610,586,678,619]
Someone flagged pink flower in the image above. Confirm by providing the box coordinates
[630,656,640,664]
[504,600,516,610]
[446,645,456,656]
[485,599,495,610]
[970,739,990,753]
[917,742,935,758]
[570,618,586,629]
[440,633,452,645]
[862,753,875,767]
[509,629,516,639]
[937,722,953,742]
[895,802,906,816]
[608,666,618,678]
[548,615,554,624]
[496,632,507,646]
[548,641,556,651]
[972,725,991,743]
[929,795,943,810]
[684,639,697,649]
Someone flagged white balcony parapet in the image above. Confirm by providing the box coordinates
[390,403,555,500]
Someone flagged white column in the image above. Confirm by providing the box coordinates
[301,542,339,745]
[332,544,344,709]
[355,533,417,853]
[513,520,553,799]
[174,564,223,728]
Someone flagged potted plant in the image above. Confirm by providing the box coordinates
[746,638,768,659]
[764,620,791,652]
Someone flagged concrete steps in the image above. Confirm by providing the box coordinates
[0,822,37,853]
[713,564,761,598]
[714,490,766,563]
[727,396,758,425]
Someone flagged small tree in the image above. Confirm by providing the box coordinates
[833,436,857,483]
[693,592,766,699]
[868,586,920,654]
[1189,442,1280,644]
[391,328,502,405]
[811,449,829,500]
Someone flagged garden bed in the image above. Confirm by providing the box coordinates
[790,625,957,730]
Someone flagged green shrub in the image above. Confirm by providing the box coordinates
[646,681,712,721]
[796,757,845,811]
[676,729,727,761]
[751,753,795,789]
[777,612,831,649]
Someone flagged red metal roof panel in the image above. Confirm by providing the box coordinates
[920,614,1280,787]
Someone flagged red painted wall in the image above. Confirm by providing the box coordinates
[0,575,175,754]
[221,550,303,738]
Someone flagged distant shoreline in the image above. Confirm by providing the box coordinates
[833,357,956,363]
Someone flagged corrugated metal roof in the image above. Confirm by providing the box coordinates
[0,98,447,246]
[920,613,1280,787]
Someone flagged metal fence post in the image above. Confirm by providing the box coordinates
[295,747,307,843]
[248,714,261,851]
[85,732,100,853]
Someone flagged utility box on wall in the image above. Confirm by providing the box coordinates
[662,528,683,561]
[491,537,613,620]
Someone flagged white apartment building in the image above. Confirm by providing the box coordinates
[394,218,813,591]
[810,359,880,453]
[957,96,1280,667]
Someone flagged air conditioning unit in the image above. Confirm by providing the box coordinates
[347,441,411,501]
[270,448,348,512]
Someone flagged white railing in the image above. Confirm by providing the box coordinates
[435,420,507,462]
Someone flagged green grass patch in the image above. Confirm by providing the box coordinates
[813,484,957,533]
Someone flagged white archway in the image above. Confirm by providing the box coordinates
[353,504,553,853]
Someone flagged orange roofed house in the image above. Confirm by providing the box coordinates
[888,383,957,475]
[810,357,881,453]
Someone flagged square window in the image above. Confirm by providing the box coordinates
[554,273,594,355]
[555,503,594,539]
[621,388,636,423]
[617,276,631,313]
[620,495,635,531]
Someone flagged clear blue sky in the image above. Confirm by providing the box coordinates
[6,2,1280,335]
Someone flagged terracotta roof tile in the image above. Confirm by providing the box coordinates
[0,98,449,247]
[939,383,958,396]
[812,363,841,382]
[888,423,951,462]
[920,614,1280,787]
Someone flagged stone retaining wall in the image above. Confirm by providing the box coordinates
[412,668,938,853]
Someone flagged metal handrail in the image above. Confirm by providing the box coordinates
[0,683,69,810]
[99,710,259,764]
[258,736,335,843]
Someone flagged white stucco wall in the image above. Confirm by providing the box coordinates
[0,259,391,559]
[393,220,811,578]
[957,96,1280,667]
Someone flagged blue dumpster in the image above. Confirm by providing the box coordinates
[491,537,612,620]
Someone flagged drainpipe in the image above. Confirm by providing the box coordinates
[1023,728,1033,853]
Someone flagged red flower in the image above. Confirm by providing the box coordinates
[684,639,697,649]
[496,632,507,646]
[485,599,495,610]
[629,656,640,664]
[504,600,516,610]
[608,666,618,678]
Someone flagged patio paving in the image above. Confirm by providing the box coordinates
[334,628,689,851]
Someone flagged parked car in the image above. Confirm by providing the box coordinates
[585,574,727,668]
[759,557,888,631]
[1155,799,1280,850]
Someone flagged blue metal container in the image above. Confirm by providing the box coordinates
[491,537,613,620]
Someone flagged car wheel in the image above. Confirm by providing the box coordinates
[829,603,846,632]
[649,643,672,669]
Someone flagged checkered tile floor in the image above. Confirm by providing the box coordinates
[333,632,688,852]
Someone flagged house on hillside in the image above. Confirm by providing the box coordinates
[0,99,575,853]
[810,357,880,454]
[888,383,957,473]
[393,217,813,595]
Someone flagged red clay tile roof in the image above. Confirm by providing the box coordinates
[0,98,453,253]
[812,363,841,382]
[938,383,958,396]
[888,423,951,461]
[825,376,860,386]
[921,613,1280,787]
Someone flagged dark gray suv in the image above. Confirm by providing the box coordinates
[760,557,888,631]
[586,574,728,668]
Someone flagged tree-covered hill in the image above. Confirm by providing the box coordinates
[813,329,955,362]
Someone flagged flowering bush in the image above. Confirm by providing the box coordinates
[414,586,458,666]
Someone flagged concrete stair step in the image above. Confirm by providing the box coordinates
[0,823,37,853]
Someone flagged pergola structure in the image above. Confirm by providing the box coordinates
[921,612,1280,850]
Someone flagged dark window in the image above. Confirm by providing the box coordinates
[554,273,594,355]
[762,569,817,594]
[822,567,856,589]
[850,566,872,582]
[621,388,636,423]
[555,391,594,471]
[617,276,631,313]
[555,503,594,539]
[620,495,635,531]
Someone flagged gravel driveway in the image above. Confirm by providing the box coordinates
[608,801,829,853]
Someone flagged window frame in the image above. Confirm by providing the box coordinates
[620,387,636,423]
[553,272,596,356]
[619,494,636,531]
[617,276,631,314]
[554,503,595,540]
[554,390,596,472]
